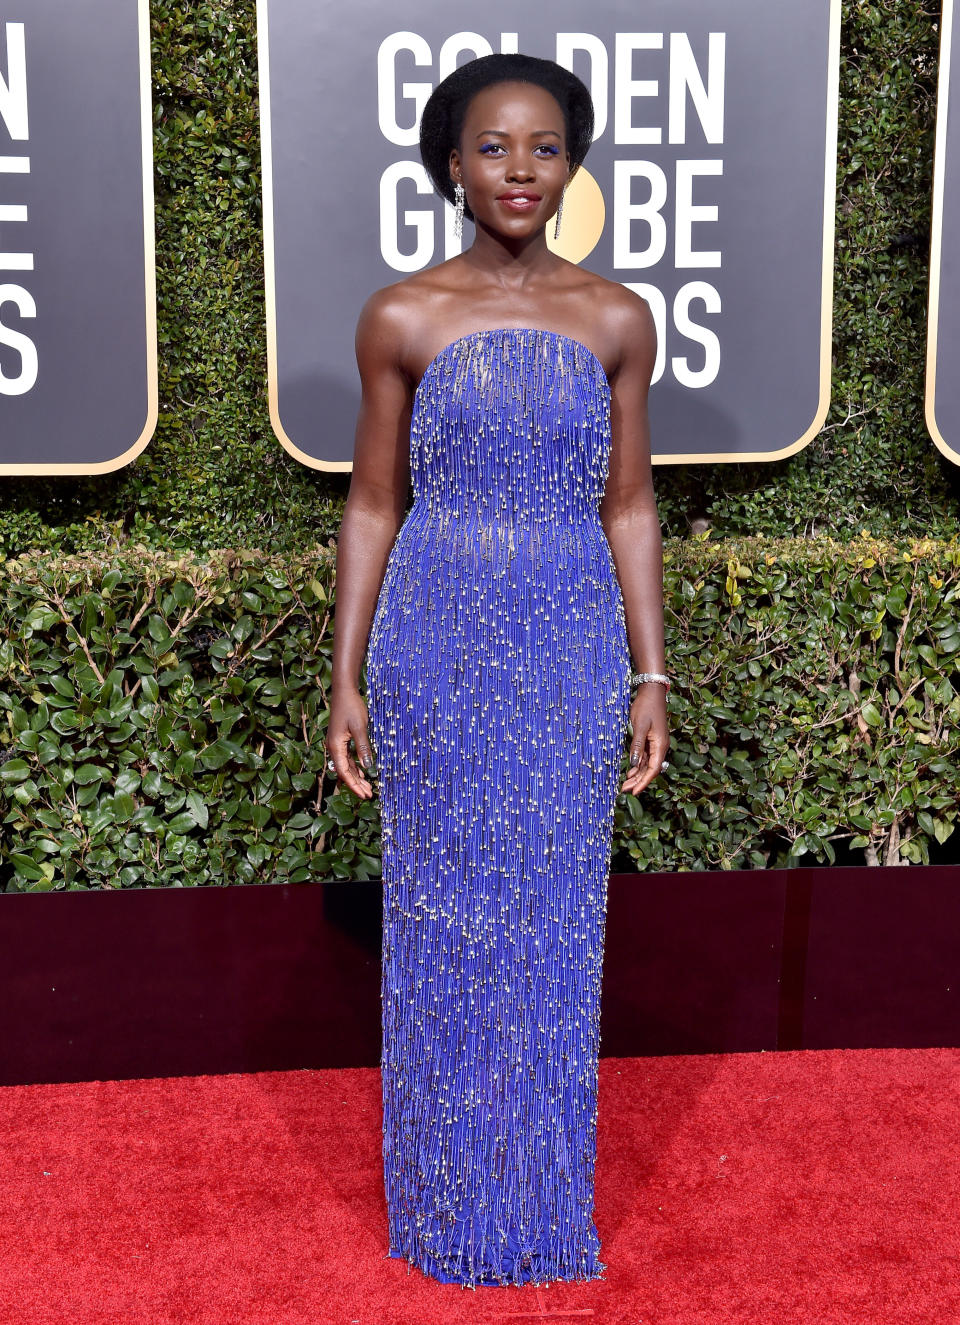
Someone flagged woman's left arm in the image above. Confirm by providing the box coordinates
[599,292,669,796]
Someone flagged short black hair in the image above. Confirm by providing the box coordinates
[419,54,595,222]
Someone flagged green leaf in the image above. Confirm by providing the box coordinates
[50,710,81,734]
[185,790,209,829]
[10,852,46,880]
[860,701,883,728]
[934,819,955,846]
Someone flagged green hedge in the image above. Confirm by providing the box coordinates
[2,536,957,891]
[0,1,958,558]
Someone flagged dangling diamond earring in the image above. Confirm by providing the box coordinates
[453,181,465,240]
[553,184,566,240]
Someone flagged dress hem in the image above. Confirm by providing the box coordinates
[385,1243,608,1289]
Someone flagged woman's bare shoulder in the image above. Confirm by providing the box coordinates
[574,267,650,324]
[357,263,462,341]
[576,271,655,369]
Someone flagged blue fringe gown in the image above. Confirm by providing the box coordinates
[365,327,631,1287]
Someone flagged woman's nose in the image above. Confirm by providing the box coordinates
[506,156,536,180]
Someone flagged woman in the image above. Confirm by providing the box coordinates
[325,53,669,1287]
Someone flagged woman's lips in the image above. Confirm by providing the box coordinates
[498,195,541,212]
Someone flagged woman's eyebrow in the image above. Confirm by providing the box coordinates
[474,128,562,139]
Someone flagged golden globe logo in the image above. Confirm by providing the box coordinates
[546,166,605,264]
[376,29,725,389]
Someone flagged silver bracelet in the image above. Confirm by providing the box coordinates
[630,671,671,692]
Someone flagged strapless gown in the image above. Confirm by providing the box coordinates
[365,326,631,1287]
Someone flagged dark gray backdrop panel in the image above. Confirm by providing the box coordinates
[260,0,838,467]
[0,3,155,472]
[927,0,960,467]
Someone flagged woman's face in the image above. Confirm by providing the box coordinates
[450,80,571,237]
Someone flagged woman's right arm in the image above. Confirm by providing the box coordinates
[325,290,413,799]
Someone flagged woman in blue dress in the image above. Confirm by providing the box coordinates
[325,53,669,1288]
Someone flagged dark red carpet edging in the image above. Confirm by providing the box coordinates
[1,1048,956,1324]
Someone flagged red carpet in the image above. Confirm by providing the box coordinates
[1,1049,956,1324]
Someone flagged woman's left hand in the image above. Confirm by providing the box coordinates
[620,684,670,796]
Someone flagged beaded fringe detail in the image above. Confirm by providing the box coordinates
[366,329,631,1287]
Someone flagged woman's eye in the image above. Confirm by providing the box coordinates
[478,142,559,157]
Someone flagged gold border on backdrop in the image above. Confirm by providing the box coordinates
[259,1,841,469]
[925,0,960,466]
[662,0,841,464]
[258,0,352,472]
[0,0,158,476]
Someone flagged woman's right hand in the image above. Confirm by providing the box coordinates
[325,686,377,799]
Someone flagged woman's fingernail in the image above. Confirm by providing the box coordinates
[630,751,639,765]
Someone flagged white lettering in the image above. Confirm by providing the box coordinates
[614,34,662,145]
[668,33,725,145]
[437,32,494,82]
[555,34,608,140]
[0,203,31,269]
[675,161,721,267]
[373,30,729,393]
[380,162,434,272]
[613,160,667,268]
[378,32,433,148]
[0,283,37,394]
[0,23,27,141]
[673,282,721,387]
